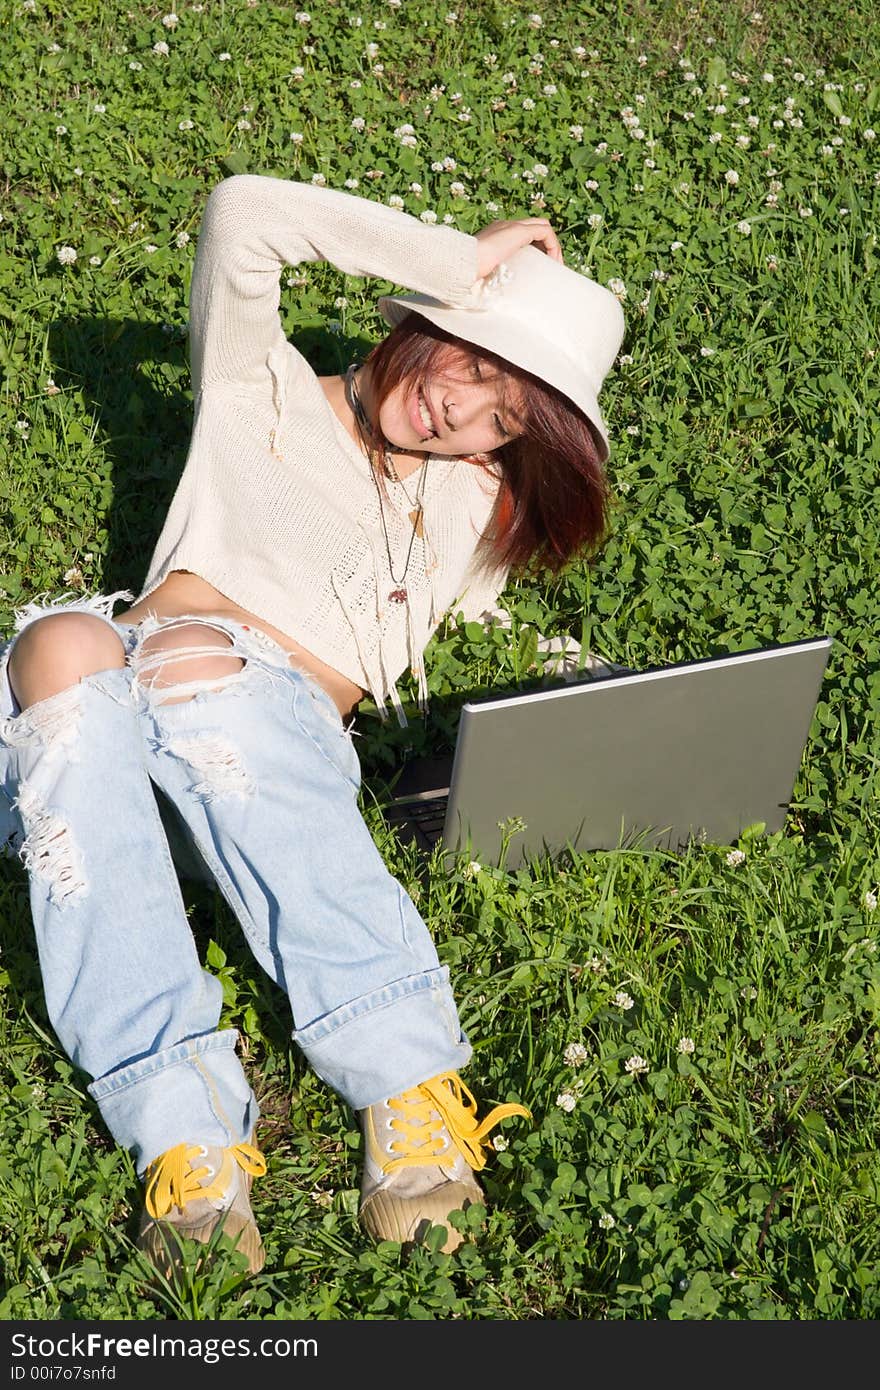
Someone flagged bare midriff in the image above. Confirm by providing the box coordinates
[115,571,366,720]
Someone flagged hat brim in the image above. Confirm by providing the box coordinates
[378,293,611,462]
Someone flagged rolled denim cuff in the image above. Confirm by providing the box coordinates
[88,1028,259,1173]
[292,966,472,1110]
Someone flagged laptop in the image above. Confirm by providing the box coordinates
[378,635,832,868]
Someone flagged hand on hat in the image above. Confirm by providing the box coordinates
[474,217,564,280]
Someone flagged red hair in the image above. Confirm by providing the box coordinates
[362,314,609,575]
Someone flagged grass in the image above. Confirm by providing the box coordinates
[0,0,878,1320]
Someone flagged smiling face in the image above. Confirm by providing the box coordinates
[376,346,525,458]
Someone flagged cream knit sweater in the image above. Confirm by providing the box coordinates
[136,175,510,722]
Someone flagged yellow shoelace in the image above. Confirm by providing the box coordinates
[144,1141,266,1219]
[384,1072,531,1174]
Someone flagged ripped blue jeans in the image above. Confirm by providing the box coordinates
[0,594,470,1174]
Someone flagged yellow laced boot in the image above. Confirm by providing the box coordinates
[358,1072,530,1253]
[137,1139,266,1277]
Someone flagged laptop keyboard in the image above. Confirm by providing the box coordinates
[388,795,448,848]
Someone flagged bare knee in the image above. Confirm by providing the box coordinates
[8,613,126,711]
[137,623,244,702]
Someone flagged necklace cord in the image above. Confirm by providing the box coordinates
[344,364,426,595]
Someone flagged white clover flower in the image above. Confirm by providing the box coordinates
[726,847,747,865]
[762,71,774,83]
[409,181,422,195]
[740,983,758,1001]
[624,1055,648,1075]
[45,378,60,395]
[556,1089,577,1112]
[128,60,142,70]
[492,1134,509,1152]
[310,173,326,186]
[864,129,877,141]
[88,254,102,266]
[56,245,77,265]
[584,178,599,190]
[799,205,813,218]
[766,254,778,270]
[618,353,634,365]
[528,12,543,26]
[444,10,458,22]
[387,194,404,209]
[736,134,750,148]
[607,276,627,300]
[587,213,603,230]
[350,116,366,132]
[735,220,752,236]
[522,97,535,110]
[708,131,722,144]
[366,41,380,57]
[563,1041,589,1067]
[175,230,190,248]
[14,419,30,436]
[598,1211,616,1229]
[543,83,557,96]
[419,209,438,224]
[292,65,305,78]
[144,244,158,254]
[162,12,178,28]
[449,181,467,196]
[218,52,231,61]
[343,177,359,189]
[63,566,84,588]
[295,10,311,21]
[677,1036,696,1055]
[442,214,455,224]
[838,114,852,127]
[670,240,684,250]
[237,118,251,131]
[569,124,584,140]
[864,889,878,912]
[153,40,169,55]
[724,169,739,185]
[700,345,717,356]
[612,990,635,1010]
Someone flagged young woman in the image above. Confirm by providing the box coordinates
[0,174,624,1275]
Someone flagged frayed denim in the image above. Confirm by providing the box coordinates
[0,594,470,1173]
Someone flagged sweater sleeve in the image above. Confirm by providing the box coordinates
[188,174,481,393]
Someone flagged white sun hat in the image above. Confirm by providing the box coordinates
[378,244,626,461]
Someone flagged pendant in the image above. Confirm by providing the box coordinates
[409,506,424,539]
[388,587,408,604]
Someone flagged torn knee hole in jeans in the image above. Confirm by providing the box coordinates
[15,782,87,906]
[129,619,250,706]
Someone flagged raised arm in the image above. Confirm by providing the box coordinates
[188,174,481,392]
